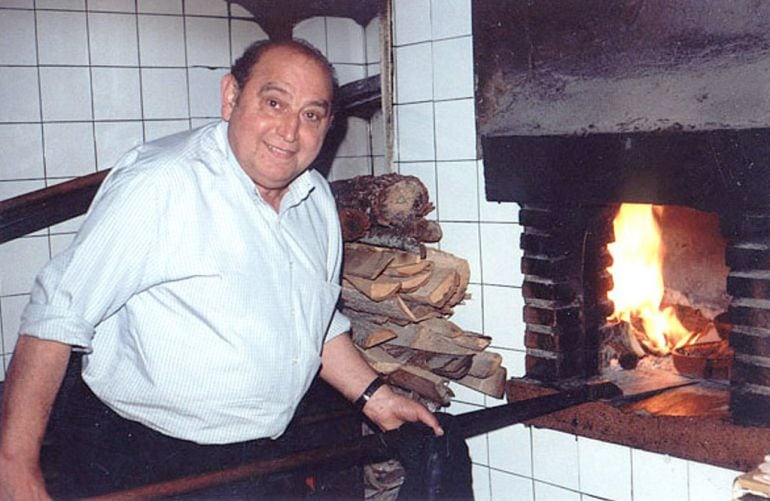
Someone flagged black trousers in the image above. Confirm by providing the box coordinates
[46,367,310,499]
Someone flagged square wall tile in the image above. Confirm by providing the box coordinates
[473,465,492,501]
[488,423,532,476]
[496,348,526,378]
[36,0,84,8]
[43,122,96,178]
[89,12,139,66]
[334,64,366,86]
[631,449,688,501]
[230,19,269,63]
[531,428,579,490]
[490,470,533,501]
[533,482,580,501]
[327,157,371,182]
[482,284,525,350]
[326,17,365,64]
[0,9,36,65]
[480,223,522,287]
[138,0,182,14]
[0,0,33,7]
[184,0,227,16]
[688,461,740,501]
[37,11,88,65]
[436,160,478,221]
[450,282,482,332]
[365,17,381,64]
[1,295,28,355]
[578,436,632,501]
[144,120,190,142]
[88,0,135,12]
[188,67,228,118]
[431,0,472,39]
[0,67,40,122]
[0,124,43,180]
[395,102,435,162]
[94,121,143,170]
[141,68,189,120]
[434,98,477,161]
[449,379,485,406]
[138,14,186,66]
[438,221,480,282]
[92,67,142,120]
[186,16,230,67]
[336,117,370,157]
[433,36,474,100]
[0,237,50,296]
[395,42,433,104]
[40,67,91,121]
[293,17,327,55]
[393,0,431,46]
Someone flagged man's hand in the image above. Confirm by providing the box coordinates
[361,384,444,436]
[0,457,51,501]
[319,334,443,436]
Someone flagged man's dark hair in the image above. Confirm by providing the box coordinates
[230,39,338,105]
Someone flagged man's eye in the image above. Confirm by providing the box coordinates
[305,111,319,121]
[266,99,280,108]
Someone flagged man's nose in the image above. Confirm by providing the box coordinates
[277,113,300,142]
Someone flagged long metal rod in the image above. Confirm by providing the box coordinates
[86,381,621,500]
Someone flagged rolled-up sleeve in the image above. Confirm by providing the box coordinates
[20,166,166,350]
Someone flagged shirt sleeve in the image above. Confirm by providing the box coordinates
[20,165,167,350]
[320,176,350,343]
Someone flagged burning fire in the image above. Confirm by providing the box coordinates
[607,204,697,355]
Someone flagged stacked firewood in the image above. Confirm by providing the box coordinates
[332,174,506,406]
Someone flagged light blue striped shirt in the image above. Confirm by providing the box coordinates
[21,121,350,444]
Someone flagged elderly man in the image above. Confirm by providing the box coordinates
[0,40,441,499]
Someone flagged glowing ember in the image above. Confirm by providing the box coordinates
[607,204,697,355]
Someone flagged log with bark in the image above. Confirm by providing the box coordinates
[331,174,442,256]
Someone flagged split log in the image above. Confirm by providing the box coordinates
[449,332,492,352]
[358,346,453,405]
[356,230,425,257]
[341,286,441,325]
[385,323,482,356]
[382,261,432,277]
[343,244,394,280]
[382,345,472,379]
[455,366,507,399]
[349,316,398,349]
[344,276,401,302]
[467,351,503,379]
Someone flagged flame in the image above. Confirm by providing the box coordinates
[607,204,694,355]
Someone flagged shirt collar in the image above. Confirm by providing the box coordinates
[216,120,317,210]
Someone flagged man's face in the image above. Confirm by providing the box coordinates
[221,46,333,200]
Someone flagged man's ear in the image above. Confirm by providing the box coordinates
[221,74,239,121]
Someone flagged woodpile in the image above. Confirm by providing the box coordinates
[332,175,507,407]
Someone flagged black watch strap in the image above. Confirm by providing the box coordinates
[354,376,386,412]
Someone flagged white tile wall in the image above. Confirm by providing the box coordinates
[0,2,384,385]
[389,1,742,499]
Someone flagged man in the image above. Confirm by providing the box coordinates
[0,40,441,499]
